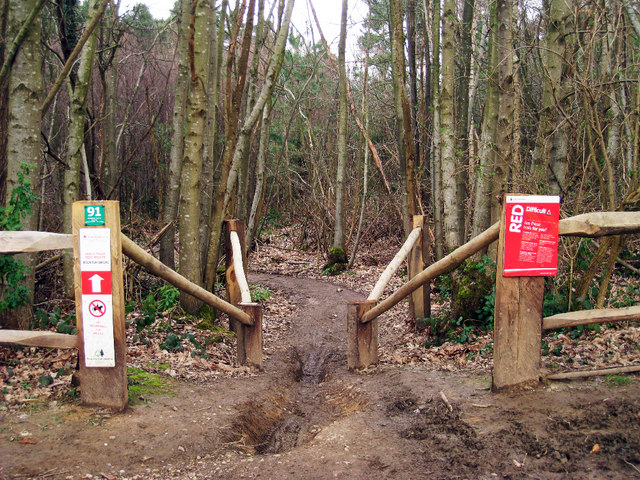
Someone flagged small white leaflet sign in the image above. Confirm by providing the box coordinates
[79,228,115,367]
[81,294,115,367]
[79,228,111,271]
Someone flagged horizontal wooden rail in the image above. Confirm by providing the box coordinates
[368,227,421,301]
[362,222,501,324]
[120,234,253,325]
[543,305,640,330]
[0,330,77,348]
[546,365,640,380]
[230,231,252,304]
[558,211,640,237]
[0,231,72,253]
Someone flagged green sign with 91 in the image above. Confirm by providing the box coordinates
[84,205,105,226]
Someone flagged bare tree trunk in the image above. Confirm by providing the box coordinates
[390,0,418,231]
[178,0,212,313]
[348,26,371,270]
[200,0,225,267]
[532,0,573,195]
[160,0,191,268]
[63,0,101,296]
[1,0,42,328]
[204,0,293,290]
[456,0,474,238]
[100,4,119,199]
[431,0,444,259]
[332,0,348,261]
[440,0,462,251]
[246,102,272,251]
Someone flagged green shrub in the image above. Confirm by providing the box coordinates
[0,163,39,313]
[249,284,272,303]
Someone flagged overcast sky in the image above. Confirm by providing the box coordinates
[119,0,367,56]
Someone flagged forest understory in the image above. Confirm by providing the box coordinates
[1,222,640,480]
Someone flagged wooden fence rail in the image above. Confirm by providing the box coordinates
[0,215,264,406]
[349,210,640,383]
[0,230,252,325]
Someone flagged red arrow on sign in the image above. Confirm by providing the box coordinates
[81,271,112,294]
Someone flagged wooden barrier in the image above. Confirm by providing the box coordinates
[0,213,263,407]
[225,219,263,369]
[350,210,640,380]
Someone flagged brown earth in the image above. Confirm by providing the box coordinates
[2,272,640,480]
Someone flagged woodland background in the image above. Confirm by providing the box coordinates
[1,0,639,329]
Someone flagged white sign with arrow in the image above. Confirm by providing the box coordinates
[78,227,115,367]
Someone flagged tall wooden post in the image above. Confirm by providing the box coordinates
[347,300,377,369]
[408,215,430,326]
[72,201,127,410]
[492,201,544,391]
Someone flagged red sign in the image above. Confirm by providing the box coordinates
[503,195,560,277]
[81,271,112,294]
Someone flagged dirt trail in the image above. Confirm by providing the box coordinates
[2,273,640,479]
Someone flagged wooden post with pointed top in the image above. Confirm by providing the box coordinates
[408,215,430,327]
[347,300,377,369]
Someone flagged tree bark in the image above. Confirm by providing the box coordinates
[440,0,462,251]
[332,0,348,255]
[62,0,101,296]
[1,0,43,328]
[178,0,212,313]
[532,0,573,195]
[160,0,192,268]
[390,0,418,231]
[431,0,443,259]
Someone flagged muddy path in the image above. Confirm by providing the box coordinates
[2,273,640,479]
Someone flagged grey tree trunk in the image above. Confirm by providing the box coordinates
[2,0,43,328]
[332,0,348,256]
[62,0,101,296]
[178,0,212,313]
[440,0,462,251]
[160,0,192,268]
[532,0,573,195]
[431,0,443,260]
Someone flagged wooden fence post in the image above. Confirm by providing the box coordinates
[225,219,246,333]
[492,201,544,391]
[408,215,430,327]
[347,300,377,369]
[72,201,127,410]
[224,219,263,368]
[238,303,263,369]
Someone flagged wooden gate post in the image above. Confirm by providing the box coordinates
[347,300,377,369]
[238,303,263,369]
[492,200,544,391]
[72,201,127,410]
[408,215,431,327]
[224,219,246,332]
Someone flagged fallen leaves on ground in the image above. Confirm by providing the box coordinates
[1,225,639,410]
